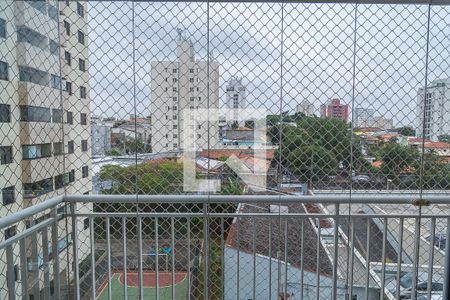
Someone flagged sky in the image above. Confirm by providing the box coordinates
[87,1,450,128]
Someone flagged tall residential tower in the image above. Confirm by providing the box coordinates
[0,1,91,297]
[417,78,450,141]
[151,30,219,153]
[226,76,246,125]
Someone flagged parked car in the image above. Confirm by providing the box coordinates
[426,233,446,250]
[351,175,370,183]
[417,294,443,300]
[388,272,444,299]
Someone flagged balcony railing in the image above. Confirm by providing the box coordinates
[1,0,450,300]
[1,193,450,300]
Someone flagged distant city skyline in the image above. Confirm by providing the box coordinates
[88,2,450,129]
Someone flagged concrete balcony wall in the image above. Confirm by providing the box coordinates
[16,42,59,76]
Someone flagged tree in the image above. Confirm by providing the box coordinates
[105,148,121,156]
[438,135,450,143]
[115,136,147,154]
[397,126,415,137]
[275,116,369,179]
[244,120,255,129]
[98,161,184,195]
[286,145,338,181]
[379,143,419,184]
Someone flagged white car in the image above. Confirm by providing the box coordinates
[351,175,370,183]
[389,272,443,299]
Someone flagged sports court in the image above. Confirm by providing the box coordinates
[97,271,188,300]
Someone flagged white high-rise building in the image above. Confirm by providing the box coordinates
[296,100,314,116]
[354,107,393,130]
[151,30,219,153]
[0,1,91,297]
[417,78,450,141]
[226,77,246,124]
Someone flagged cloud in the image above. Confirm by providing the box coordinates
[87,1,450,128]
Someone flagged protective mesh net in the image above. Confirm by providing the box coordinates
[0,1,449,300]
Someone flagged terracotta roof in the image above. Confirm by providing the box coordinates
[225,203,333,276]
[372,161,383,168]
[423,142,450,149]
[354,127,383,132]
[200,149,275,161]
[232,127,253,131]
[408,137,432,144]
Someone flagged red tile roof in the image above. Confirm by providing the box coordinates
[200,149,275,160]
[423,142,450,149]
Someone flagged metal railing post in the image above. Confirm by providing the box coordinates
[51,208,61,299]
[443,218,450,299]
[70,203,80,300]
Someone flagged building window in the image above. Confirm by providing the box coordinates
[63,21,70,36]
[172,78,177,83]
[2,186,15,205]
[80,87,86,99]
[173,125,177,129]
[54,171,72,189]
[68,141,74,154]
[79,58,85,72]
[173,143,178,148]
[4,226,16,240]
[77,2,85,17]
[50,74,62,90]
[0,104,11,122]
[28,0,47,13]
[189,68,194,73]
[67,111,73,125]
[77,31,85,45]
[22,144,51,160]
[64,51,71,66]
[80,113,87,125]
[19,65,48,86]
[48,4,58,21]
[69,170,75,182]
[190,87,194,92]
[189,78,194,83]
[17,26,47,50]
[53,142,63,155]
[82,166,88,178]
[172,68,177,73]
[173,106,177,110]
[20,106,51,122]
[0,146,12,164]
[173,115,177,120]
[65,81,72,95]
[0,18,6,39]
[173,87,177,92]
[52,109,63,123]
[23,178,53,198]
[83,218,89,230]
[0,61,8,81]
[49,39,58,55]
[81,140,88,152]
[190,97,194,101]
[173,97,177,102]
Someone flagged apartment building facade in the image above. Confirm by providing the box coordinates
[226,76,246,125]
[0,1,91,298]
[296,99,315,116]
[417,78,450,141]
[151,32,220,153]
[320,98,349,123]
[354,107,394,130]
